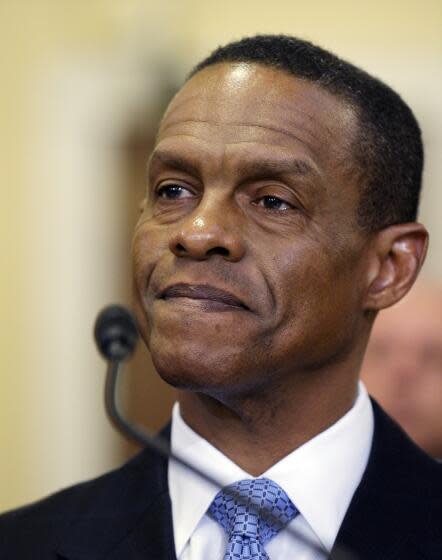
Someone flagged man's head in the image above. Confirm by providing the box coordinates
[191,35,424,232]
[132,35,427,403]
[362,281,442,458]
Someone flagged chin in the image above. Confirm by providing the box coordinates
[148,333,262,396]
[151,346,233,391]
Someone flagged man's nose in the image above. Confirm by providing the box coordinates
[169,204,245,262]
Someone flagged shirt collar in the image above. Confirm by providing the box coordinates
[168,382,374,556]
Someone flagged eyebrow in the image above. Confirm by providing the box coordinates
[148,149,319,183]
[148,151,201,180]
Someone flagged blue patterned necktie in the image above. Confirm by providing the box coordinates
[209,478,298,559]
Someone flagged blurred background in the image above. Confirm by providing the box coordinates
[1,0,441,511]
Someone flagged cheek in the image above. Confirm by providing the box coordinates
[268,244,365,357]
[131,224,168,337]
[132,223,165,287]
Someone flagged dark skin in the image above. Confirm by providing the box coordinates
[132,62,428,475]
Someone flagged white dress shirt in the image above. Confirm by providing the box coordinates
[168,382,374,559]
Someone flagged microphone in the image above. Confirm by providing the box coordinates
[94,304,355,560]
[94,305,139,362]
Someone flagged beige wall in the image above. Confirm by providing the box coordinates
[1,0,441,511]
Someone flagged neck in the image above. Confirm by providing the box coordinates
[178,366,359,476]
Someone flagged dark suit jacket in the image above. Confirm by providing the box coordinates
[1,401,441,560]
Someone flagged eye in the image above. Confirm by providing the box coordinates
[157,183,194,199]
[255,195,293,211]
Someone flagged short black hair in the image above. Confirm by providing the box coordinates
[189,35,423,231]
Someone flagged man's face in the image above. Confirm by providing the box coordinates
[132,63,371,397]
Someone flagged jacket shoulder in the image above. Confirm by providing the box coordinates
[0,445,168,559]
[0,476,106,558]
[334,400,442,559]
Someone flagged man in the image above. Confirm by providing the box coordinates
[1,35,441,560]
[362,280,442,458]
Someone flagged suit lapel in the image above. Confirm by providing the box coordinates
[56,493,175,560]
[331,400,439,560]
[105,491,176,560]
[55,426,176,560]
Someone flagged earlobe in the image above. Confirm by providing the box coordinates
[364,223,428,311]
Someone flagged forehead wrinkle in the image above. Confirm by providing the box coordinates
[238,158,316,178]
[162,92,207,117]
[148,132,218,174]
[255,100,335,139]
[159,118,323,157]
[151,132,205,151]
[225,146,323,182]
[152,131,322,174]
[163,88,336,137]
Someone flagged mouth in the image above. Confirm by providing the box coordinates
[158,283,250,311]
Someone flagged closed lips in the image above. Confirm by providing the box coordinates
[160,283,249,310]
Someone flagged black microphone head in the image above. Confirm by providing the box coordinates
[94,305,139,362]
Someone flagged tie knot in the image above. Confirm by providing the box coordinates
[209,478,298,546]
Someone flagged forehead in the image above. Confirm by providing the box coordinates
[157,62,358,172]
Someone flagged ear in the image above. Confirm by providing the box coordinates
[364,222,429,311]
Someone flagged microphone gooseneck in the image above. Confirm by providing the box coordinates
[94,304,355,560]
